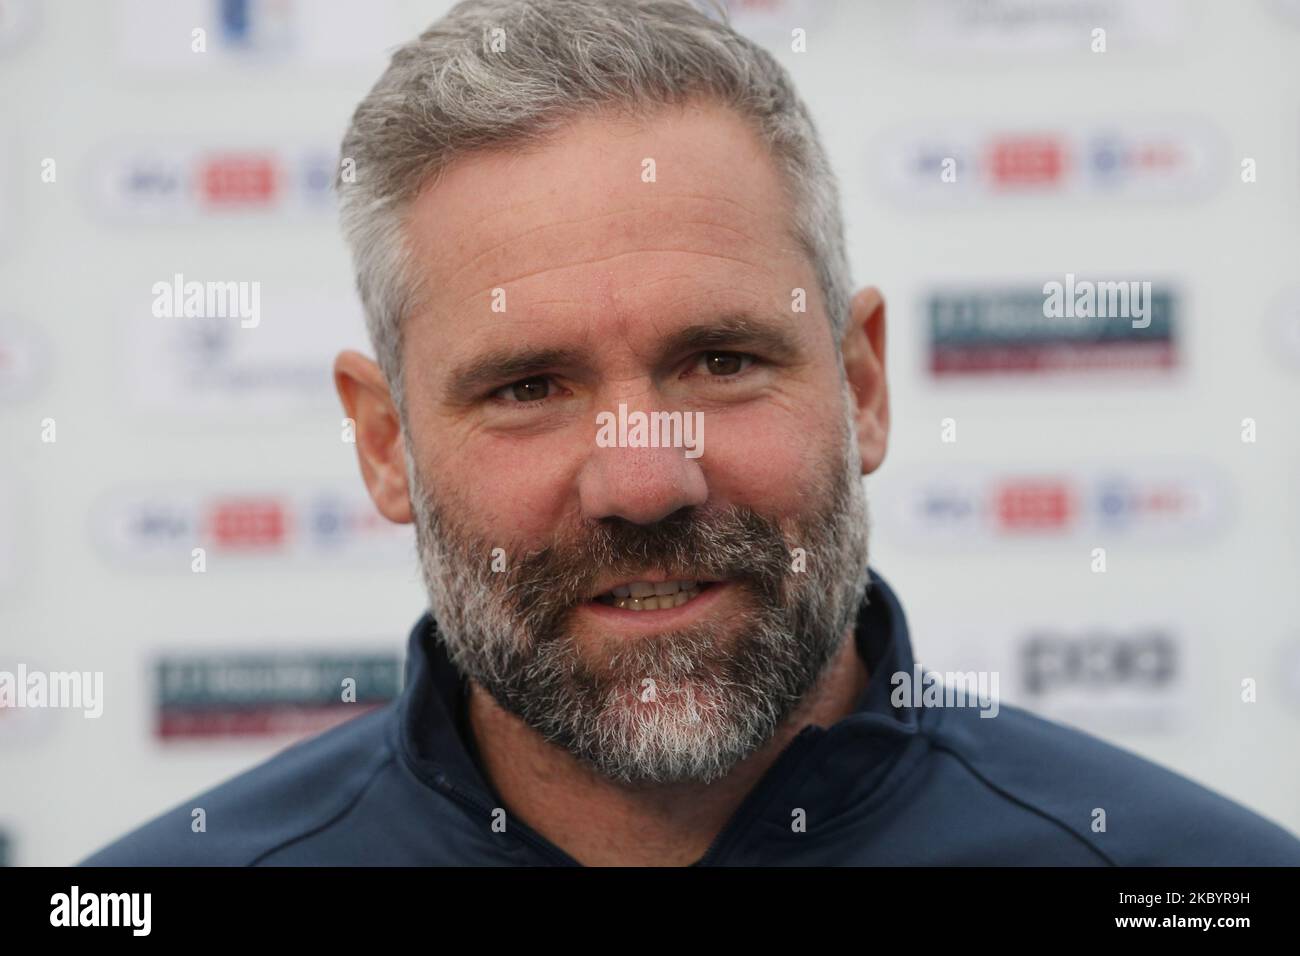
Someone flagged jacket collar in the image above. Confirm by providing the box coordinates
[396,567,920,840]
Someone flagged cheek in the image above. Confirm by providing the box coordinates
[696,405,830,516]
[430,431,583,543]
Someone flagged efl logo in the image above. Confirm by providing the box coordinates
[91,486,414,567]
[91,143,335,221]
[887,464,1227,546]
[926,283,1179,377]
[876,122,1221,204]
[122,292,368,417]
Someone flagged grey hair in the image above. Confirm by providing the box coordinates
[337,0,852,412]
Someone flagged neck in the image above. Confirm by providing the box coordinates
[466,628,869,866]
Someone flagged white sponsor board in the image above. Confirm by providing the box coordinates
[920,622,1191,734]
[89,141,337,223]
[115,0,409,69]
[875,120,1223,205]
[910,0,1187,53]
[122,292,367,416]
[91,485,414,568]
[884,462,1229,548]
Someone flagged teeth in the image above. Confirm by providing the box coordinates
[592,579,714,609]
[608,586,703,611]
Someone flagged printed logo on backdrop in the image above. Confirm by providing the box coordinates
[115,0,408,68]
[908,0,1187,52]
[876,122,1222,204]
[89,143,336,221]
[885,463,1228,547]
[0,0,40,54]
[154,651,401,740]
[0,317,50,401]
[91,487,414,567]
[926,282,1179,378]
[124,292,366,415]
[1017,629,1186,733]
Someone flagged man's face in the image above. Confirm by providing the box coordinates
[392,99,874,784]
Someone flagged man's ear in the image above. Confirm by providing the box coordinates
[334,350,413,524]
[841,286,889,475]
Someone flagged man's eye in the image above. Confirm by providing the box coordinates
[492,376,552,403]
[699,352,754,376]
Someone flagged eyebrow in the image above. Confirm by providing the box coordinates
[443,312,804,402]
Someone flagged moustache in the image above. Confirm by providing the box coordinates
[497,505,795,623]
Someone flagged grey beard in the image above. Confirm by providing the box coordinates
[405,392,871,786]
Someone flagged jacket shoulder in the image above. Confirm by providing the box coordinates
[79,705,397,866]
[924,701,1300,865]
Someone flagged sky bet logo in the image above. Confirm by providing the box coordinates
[91,486,413,567]
[876,121,1220,204]
[92,144,335,221]
[887,464,1226,546]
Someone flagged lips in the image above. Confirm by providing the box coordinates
[590,578,717,611]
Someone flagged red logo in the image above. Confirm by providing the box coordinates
[208,499,288,548]
[988,137,1066,187]
[995,481,1074,531]
[199,155,278,206]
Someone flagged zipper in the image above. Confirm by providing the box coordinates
[431,770,581,866]
[692,725,824,866]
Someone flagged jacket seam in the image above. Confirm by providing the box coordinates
[245,751,397,866]
[926,740,1119,866]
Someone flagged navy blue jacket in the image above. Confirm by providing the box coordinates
[81,570,1300,865]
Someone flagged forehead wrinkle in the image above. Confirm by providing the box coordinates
[416,181,798,311]
[452,245,773,315]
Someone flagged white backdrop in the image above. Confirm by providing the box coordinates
[1,0,1297,866]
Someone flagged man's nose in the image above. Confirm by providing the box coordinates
[577,417,708,526]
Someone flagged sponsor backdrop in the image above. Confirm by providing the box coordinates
[0,0,1297,864]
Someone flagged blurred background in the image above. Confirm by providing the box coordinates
[1,0,1297,866]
